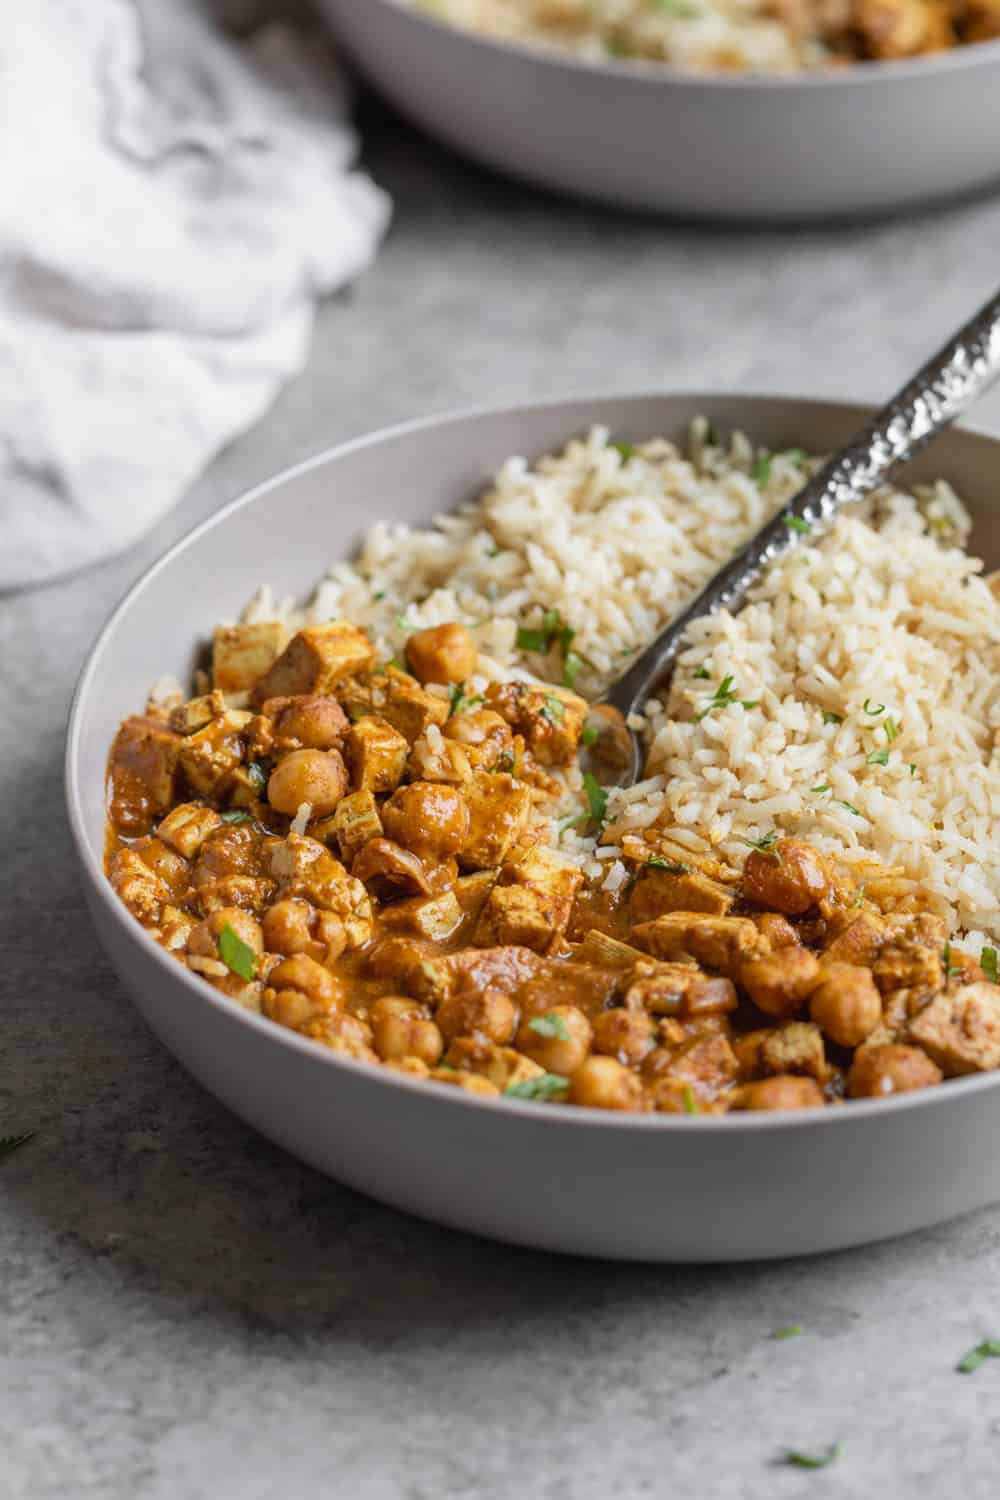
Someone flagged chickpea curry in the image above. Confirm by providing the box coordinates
[106,616,1000,1114]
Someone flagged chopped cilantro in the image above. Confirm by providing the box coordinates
[704,421,721,447]
[541,694,565,724]
[942,941,963,978]
[696,674,758,721]
[449,681,483,717]
[739,830,781,862]
[693,665,712,680]
[682,1085,699,1114]
[750,453,772,486]
[221,810,253,825]
[516,626,547,652]
[810,783,831,795]
[611,440,637,460]
[884,716,899,744]
[529,1013,571,1042]
[385,657,404,671]
[246,761,267,794]
[396,615,418,632]
[580,724,599,748]
[562,651,583,691]
[982,947,999,983]
[583,772,609,829]
[770,1325,803,1340]
[822,710,843,726]
[866,748,889,766]
[218,924,257,983]
[497,750,516,774]
[0,1133,34,1161]
[956,1340,1000,1374]
[779,1442,841,1469]
[853,883,866,908]
[834,799,861,817]
[908,762,918,777]
[647,857,691,874]
[558,812,587,835]
[783,515,811,535]
[863,698,885,716]
[505,1073,569,1101]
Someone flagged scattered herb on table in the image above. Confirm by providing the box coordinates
[770,1324,803,1340]
[529,1014,572,1042]
[0,1133,34,1161]
[505,1073,570,1101]
[779,1442,841,1469]
[218,924,257,983]
[956,1340,1000,1373]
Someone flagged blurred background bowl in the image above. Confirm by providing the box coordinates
[319,0,1000,221]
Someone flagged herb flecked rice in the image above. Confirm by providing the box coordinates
[236,422,1000,946]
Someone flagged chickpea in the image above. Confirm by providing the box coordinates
[591,1008,658,1066]
[261,898,314,955]
[381,781,470,860]
[443,708,513,769]
[435,987,517,1044]
[263,953,343,1029]
[516,1005,592,1075]
[847,1043,942,1098]
[405,622,478,685]
[188,906,263,961]
[743,838,831,915]
[809,961,881,1048]
[370,995,429,1026]
[738,948,820,1020]
[373,1011,444,1066]
[569,1056,643,1111]
[733,1075,825,1111]
[272,695,348,750]
[267,748,348,818]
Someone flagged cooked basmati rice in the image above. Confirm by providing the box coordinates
[236,422,1000,945]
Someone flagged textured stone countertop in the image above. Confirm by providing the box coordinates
[6,92,1000,1500]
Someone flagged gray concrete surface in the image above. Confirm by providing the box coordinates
[6,88,1000,1500]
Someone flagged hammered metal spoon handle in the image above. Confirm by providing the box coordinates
[606,285,1000,757]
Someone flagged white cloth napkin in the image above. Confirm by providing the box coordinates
[0,0,391,591]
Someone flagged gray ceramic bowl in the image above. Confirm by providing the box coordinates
[67,393,1000,1261]
[319,0,1000,220]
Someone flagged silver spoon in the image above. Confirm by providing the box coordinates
[590,286,1000,789]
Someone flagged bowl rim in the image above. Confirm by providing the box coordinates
[367,0,1000,91]
[65,386,1000,1137]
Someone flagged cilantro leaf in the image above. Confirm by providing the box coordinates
[779,1442,841,1469]
[611,440,637,460]
[580,724,599,748]
[647,857,691,874]
[221,810,253,825]
[528,1013,571,1041]
[866,748,889,766]
[682,1085,699,1114]
[449,681,483,717]
[770,1324,803,1340]
[583,772,608,830]
[739,830,781,862]
[218,924,257,983]
[822,710,843,725]
[0,1133,34,1161]
[956,1340,1000,1373]
[783,515,811,535]
[751,453,772,486]
[541,693,565,724]
[246,761,268,794]
[505,1073,569,1101]
[982,947,998,984]
[863,698,885,716]
[834,799,861,817]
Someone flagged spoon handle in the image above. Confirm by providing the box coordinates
[607,284,1000,716]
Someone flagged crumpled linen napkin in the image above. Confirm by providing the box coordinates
[0,0,391,591]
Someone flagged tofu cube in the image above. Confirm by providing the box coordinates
[909,983,1000,1076]
[474,846,582,953]
[314,789,383,863]
[212,622,290,695]
[484,681,587,766]
[630,866,735,924]
[459,773,532,870]
[250,622,374,705]
[631,913,761,975]
[177,710,252,797]
[379,889,464,942]
[345,716,409,794]
[156,802,224,859]
[108,715,182,835]
[170,692,227,736]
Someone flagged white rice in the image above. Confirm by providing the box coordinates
[236,422,1000,945]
